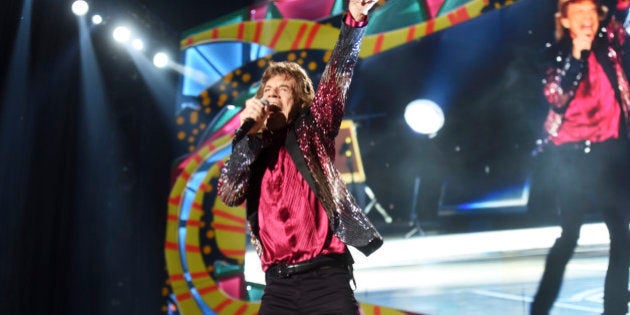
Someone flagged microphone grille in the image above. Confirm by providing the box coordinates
[260,98,269,106]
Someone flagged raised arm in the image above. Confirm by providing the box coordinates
[309,1,377,143]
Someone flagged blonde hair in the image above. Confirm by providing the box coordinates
[554,0,608,41]
[255,61,315,120]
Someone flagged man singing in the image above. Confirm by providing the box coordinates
[218,1,382,314]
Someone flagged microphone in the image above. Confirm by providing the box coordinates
[233,98,269,143]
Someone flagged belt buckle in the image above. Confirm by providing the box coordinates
[583,140,591,154]
[275,264,290,278]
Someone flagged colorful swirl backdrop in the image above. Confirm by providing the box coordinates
[162,0,517,314]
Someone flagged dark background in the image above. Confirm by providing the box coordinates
[0,0,260,314]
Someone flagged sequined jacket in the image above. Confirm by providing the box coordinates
[541,16,630,143]
[218,21,383,257]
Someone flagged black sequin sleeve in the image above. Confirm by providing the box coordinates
[217,136,263,206]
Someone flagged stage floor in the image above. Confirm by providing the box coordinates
[245,223,625,315]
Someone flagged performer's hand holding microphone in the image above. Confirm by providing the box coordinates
[233,98,286,143]
[572,29,593,60]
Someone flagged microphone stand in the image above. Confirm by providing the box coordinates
[363,186,393,224]
[340,139,392,223]
[405,176,424,238]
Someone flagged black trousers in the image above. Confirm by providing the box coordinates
[258,263,358,315]
[531,140,630,315]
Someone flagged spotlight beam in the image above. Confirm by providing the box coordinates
[71,0,89,16]
[113,26,131,43]
[404,99,445,136]
[127,48,178,124]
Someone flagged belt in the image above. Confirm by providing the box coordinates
[266,254,348,279]
[553,139,628,154]
[561,140,593,154]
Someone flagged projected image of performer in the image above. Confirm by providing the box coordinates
[530,0,630,314]
[217,1,382,314]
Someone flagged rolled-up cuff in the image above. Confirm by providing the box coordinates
[344,12,368,28]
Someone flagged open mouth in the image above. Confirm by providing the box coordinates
[267,104,282,113]
[266,110,287,132]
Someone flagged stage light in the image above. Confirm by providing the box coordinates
[404,99,444,136]
[112,26,131,43]
[91,14,102,25]
[153,52,169,68]
[71,0,89,16]
[131,38,144,51]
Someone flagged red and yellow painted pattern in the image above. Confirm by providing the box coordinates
[360,0,489,57]
[180,0,492,58]
[181,19,338,53]
[165,133,259,314]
